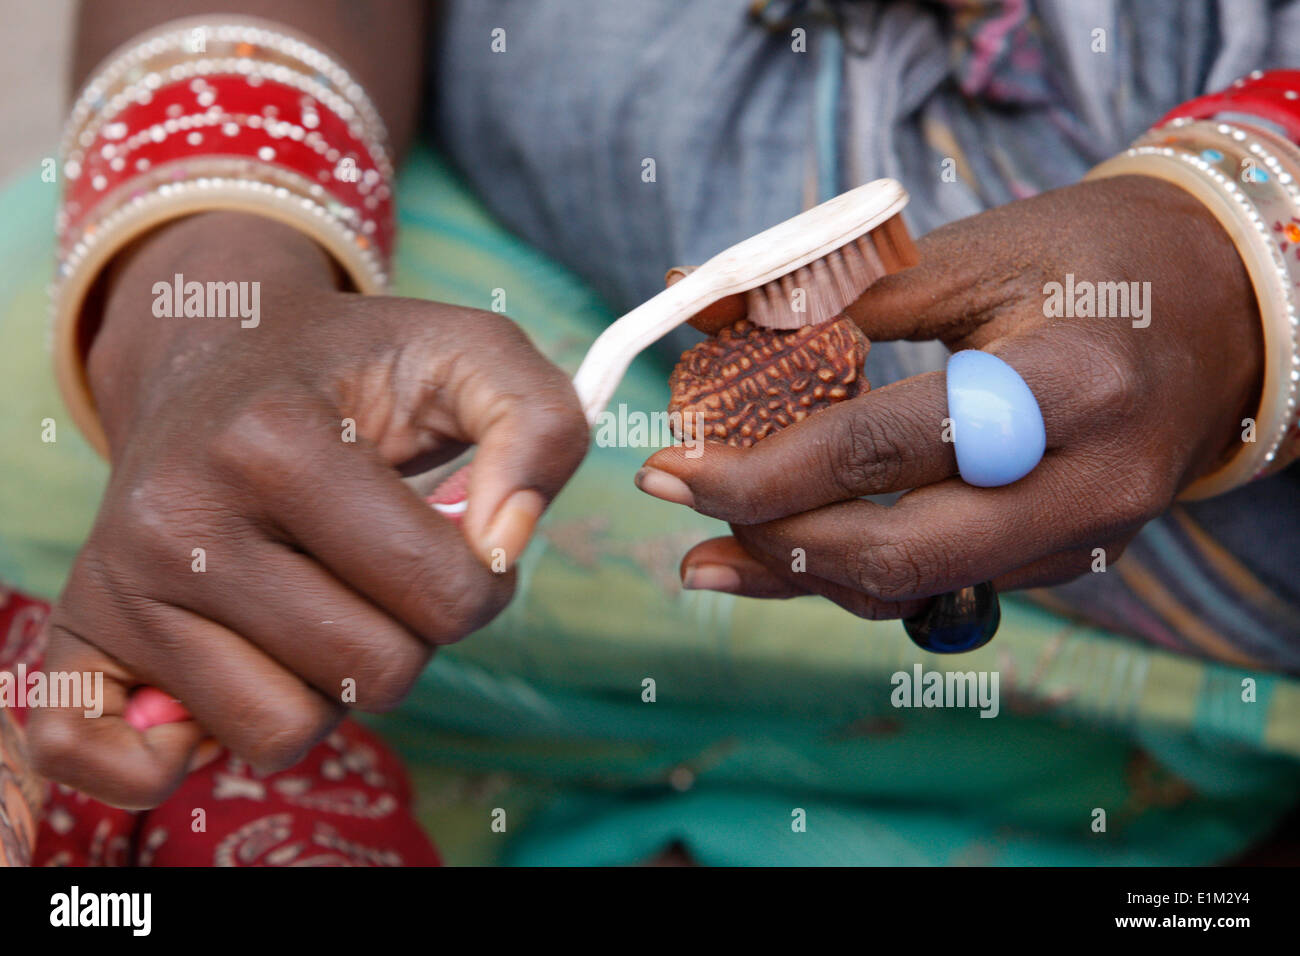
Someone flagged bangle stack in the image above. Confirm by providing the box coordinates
[52,17,395,458]
[1086,112,1300,499]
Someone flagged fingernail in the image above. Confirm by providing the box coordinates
[682,563,742,593]
[665,266,695,287]
[634,467,694,507]
[186,739,223,774]
[482,489,546,569]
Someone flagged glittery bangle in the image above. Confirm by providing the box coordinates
[52,18,395,459]
[62,17,388,167]
[52,170,390,458]
[1127,120,1300,480]
[1086,135,1300,498]
[60,74,393,258]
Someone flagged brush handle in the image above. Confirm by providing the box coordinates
[568,179,904,417]
[571,268,727,423]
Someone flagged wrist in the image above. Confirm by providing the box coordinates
[1088,117,1300,496]
[87,211,341,449]
[1157,179,1266,481]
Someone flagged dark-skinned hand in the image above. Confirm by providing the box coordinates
[638,176,1262,621]
[28,211,587,808]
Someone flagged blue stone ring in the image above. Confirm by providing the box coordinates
[946,350,1046,488]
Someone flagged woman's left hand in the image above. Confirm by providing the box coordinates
[636,175,1263,619]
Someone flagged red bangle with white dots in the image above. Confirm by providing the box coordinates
[52,17,395,458]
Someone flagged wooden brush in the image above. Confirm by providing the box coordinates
[429,179,917,519]
[567,178,913,422]
[748,222,916,328]
[673,213,918,335]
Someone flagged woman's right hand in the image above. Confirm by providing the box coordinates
[28,211,588,809]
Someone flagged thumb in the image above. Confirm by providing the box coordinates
[439,339,589,570]
[27,625,206,809]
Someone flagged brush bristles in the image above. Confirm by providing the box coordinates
[744,217,908,330]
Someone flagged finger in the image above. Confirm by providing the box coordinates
[843,211,1027,342]
[727,526,929,620]
[681,534,928,620]
[381,318,588,567]
[213,400,517,645]
[730,455,1160,603]
[455,356,589,568]
[642,322,1125,524]
[665,266,748,334]
[642,371,951,523]
[679,536,805,597]
[26,626,205,810]
[62,576,345,774]
[330,306,587,569]
[171,539,432,711]
[992,537,1133,592]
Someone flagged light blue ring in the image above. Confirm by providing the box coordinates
[946,350,1046,487]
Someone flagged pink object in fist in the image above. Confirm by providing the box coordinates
[426,464,471,524]
[124,687,192,730]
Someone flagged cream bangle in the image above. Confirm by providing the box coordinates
[1085,143,1300,499]
[51,172,388,459]
[1133,121,1300,481]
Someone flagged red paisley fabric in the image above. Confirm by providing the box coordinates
[0,585,441,867]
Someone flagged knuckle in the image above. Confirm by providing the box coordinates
[851,538,934,602]
[54,555,119,627]
[718,483,766,525]
[833,408,904,496]
[1093,459,1171,532]
[25,708,80,777]
[111,476,234,575]
[1106,483,1166,530]
[428,581,502,642]
[117,477,199,553]
[345,640,428,712]
[404,553,507,643]
[243,701,335,771]
[551,398,591,454]
[448,308,534,356]
[479,309,534,346]
[526,394,590,467]
[208,393,307,487]
[69,559,180,649]
[1074,347,1143,423]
